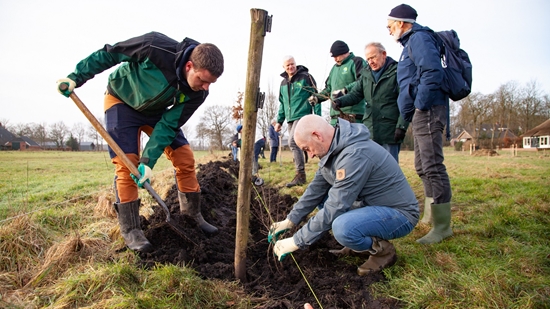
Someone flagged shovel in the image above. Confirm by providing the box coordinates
[59,84,192,243]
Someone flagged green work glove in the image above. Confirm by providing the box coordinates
[56,78,76,97]
[268,218,295,243]
[130,163,152,188]
[273,237,298,261]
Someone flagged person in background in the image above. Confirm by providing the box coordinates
[268,114,418,276]
[387,3,453,244]
[231,124,243,161]
[333,42,409,162]
[268,118,280,163]
[56,32,223,252]
[308,40,366,125]
[276,55,321,187]
[252,136,266,175]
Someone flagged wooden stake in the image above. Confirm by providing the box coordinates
[234,8,270,282]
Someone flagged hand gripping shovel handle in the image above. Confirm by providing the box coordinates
[59,84,172,223]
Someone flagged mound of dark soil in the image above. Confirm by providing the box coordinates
[138,160,401,309]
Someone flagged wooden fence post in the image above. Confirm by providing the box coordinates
[234,8,271,282]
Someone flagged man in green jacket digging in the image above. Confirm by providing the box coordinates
[56,32,224,252]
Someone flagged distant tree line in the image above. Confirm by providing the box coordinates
[1,115,105,151]
[4,81,548,152]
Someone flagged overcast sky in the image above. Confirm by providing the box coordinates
[1,0,549,135]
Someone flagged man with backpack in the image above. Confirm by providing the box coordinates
[388,4,453,244]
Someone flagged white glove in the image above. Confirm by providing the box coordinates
[331,88,347,100]
[274,237,299,261]
[268,218,295,243]
[307,95,319,106]
[56,78,76,97]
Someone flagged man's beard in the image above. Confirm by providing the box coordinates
[392,28,403,42]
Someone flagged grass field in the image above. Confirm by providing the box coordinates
[1,148,549,308]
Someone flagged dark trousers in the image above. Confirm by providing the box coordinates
[270,146,279,162]
[412,105,452,204]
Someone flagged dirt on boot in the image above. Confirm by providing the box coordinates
[136,159,401,308]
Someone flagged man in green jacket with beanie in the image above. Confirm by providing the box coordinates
[56,32,224,253]
[308,40,366,125]
[276,55,321,188]
[334,42,409,162]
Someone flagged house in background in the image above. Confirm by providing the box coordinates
[0,123,41,151]
[453,124,518,150]
[522,119,550,149]
[0,124,17,150]
[79,142,96,151]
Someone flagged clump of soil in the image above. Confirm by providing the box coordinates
[138,159,401,309]
[472,149,500,156]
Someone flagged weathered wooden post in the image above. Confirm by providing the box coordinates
[234,8,272,282]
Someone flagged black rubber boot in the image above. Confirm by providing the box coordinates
[114,199,153,253]
[178,191,219,236]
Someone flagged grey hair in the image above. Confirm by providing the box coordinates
[282,55,295,63]
[365,42,386,53]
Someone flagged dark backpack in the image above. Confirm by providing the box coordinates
[408,29,473,101]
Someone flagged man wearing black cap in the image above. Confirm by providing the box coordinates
[308,40,366,125]
[387,4,453,244]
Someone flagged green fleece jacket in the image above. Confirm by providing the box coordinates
[316,53,366,122]
[337,57,409,144]
[67,32,207,169]
[277,65,321,124]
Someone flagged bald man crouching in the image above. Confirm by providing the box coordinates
[268,114,419,275]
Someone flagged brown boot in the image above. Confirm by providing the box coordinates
[329,247,371,259]
[114,199,153,253]
[286,171,306,188]
[178,191,219,236]
[357,237,397,276]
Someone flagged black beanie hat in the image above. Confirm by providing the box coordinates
[330,40,349,57]
[388,4,417,23]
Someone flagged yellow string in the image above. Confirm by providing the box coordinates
[251,183,324,309]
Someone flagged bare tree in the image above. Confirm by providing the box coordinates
[257,83,278,139]
[31,122,48,147]
[49,121,68,148]
[0,118,9,128]
[72,122,87,150]
[199,105,233,150]
[517,80,546,134]
[11,122,33,137]
[456,92,490,145]
[87,114,105,151]
[195,122,209,150]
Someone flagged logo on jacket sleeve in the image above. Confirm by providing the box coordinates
[336,169,346,180]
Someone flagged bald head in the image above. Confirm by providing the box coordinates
[294,115,335,159]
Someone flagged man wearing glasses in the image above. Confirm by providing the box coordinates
[387,4,453,244]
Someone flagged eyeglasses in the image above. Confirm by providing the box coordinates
[387,20,397,30]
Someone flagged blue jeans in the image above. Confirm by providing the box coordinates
[381,143,401,163]
[332,206,414,251]
[413,105,452,204]
[231,145,238,161]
